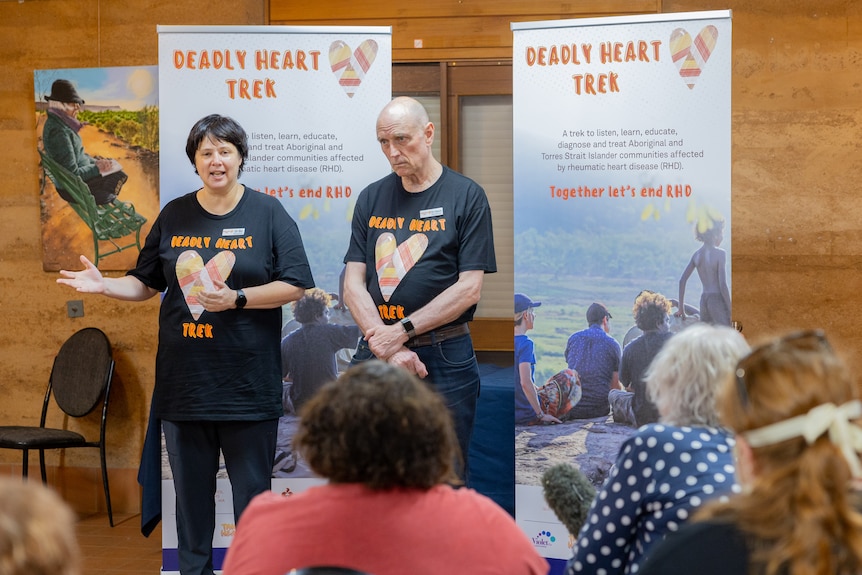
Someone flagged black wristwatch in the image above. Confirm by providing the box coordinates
[235,289,247,309]
[400,317,416,338]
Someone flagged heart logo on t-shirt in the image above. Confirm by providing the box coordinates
[176,250,236,320]
[669,25,719,89]
[375,232,428,302]
[329,39,379,98]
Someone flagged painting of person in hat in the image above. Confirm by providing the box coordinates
[41,78,128,205]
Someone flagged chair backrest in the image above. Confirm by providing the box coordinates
[38,149,99,226]
[288,567,374,575]
[50,328,113,418]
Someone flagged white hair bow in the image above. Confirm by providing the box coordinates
[743,400,862,477]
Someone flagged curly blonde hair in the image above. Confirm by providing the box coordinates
[0,478,80,575]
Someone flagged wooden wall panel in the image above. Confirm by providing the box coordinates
[447,62,512,95]
[392,62,443,92]
[271,0,661,20]
[269,0,662,61]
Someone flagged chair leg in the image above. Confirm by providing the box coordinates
[101,444,114,527]
[92,233,101,269]
[39,449,47,484]
[21,450,29,479]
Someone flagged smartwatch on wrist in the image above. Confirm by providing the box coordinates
[400,317,416,339]
[235,289,247,309]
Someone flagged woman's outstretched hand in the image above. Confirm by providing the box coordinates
[57,255,106,294]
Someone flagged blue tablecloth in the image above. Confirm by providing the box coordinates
[468,362,515,516]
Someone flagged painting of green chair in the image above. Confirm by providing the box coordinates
[39,149,147,268]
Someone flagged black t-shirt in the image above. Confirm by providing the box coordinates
[621,330,673,426]
[343,167,496,327]
[128,187,314,421]
[639,519,751,575]
[282,322,361,409]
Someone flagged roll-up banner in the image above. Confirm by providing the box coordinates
[512,11,731,572]
[157,25,391,573]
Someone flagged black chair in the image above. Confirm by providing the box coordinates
[0,327,115,526]
[288,568,374,575]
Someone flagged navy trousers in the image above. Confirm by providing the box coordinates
[162,419,278,575]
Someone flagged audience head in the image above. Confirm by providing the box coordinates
[646,323,749,427]
[292,288,331,325]
[294,360,460,489]
[695,329,862,575]
[720,329,860,484]
[0,478,80,575]
[632,290,671,331]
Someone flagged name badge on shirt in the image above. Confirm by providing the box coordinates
[419,207,444,219]
[222,228,245,237]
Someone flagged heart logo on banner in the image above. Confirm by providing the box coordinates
[375,232,428,302]
[176,250,236,320]
[329,39,379,98]
[669,25,719,89]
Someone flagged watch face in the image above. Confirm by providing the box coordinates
[400,318,415,337]
[236,289,247,308]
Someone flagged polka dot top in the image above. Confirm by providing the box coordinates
[566,424,740,574]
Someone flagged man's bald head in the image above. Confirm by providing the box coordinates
[375,96,440,190]
[378,96,430,130]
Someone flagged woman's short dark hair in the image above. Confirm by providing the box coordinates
[294,361,460,489]
[185,114,249,175]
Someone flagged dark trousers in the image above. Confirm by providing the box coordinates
[162,419,278,575]
[351,333,480,484]
[84,170,128,204]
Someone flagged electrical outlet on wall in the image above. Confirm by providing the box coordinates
[67,300,84,318]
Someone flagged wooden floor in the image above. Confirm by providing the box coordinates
[78,513,164,574]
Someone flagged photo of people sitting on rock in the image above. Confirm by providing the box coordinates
[515,288,728,489]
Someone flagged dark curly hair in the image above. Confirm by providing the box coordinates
[633,290,671,331]
[293,360,461,489]
[292,288,331,324]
